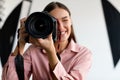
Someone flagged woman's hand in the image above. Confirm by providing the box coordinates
[18,18,28,44]
[29,33,55,54]
[12,18,28,56]
[29,33,59,69]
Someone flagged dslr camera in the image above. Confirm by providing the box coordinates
[25,11,57,42]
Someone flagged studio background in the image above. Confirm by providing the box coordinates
[0,0,120,80]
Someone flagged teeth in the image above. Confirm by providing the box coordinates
[58,31,65,34]
[61,32,65,34]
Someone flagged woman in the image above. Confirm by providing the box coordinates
[2,1,92,80]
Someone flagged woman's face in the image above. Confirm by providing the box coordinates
[49,8,72,42]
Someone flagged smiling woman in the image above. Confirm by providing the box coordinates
[2,1,92,80]
[2,0,120,80]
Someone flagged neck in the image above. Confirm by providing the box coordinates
[55,40,68,54]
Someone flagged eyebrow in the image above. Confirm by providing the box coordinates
[62,16,68,19]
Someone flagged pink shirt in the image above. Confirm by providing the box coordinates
[2,40,92,80]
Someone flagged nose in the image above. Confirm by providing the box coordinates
[57,20,64,31]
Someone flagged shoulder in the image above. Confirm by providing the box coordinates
[23,44,42,57]
[71,42,92,64]
[78,44,91,54]
[69,39,92,55]
[75,44,92,57]
[26,44,41,52]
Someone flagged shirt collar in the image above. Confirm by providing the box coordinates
[41,39,80,54]
[66,39,80,53]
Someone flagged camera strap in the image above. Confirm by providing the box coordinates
[15,41,24,80]
[57,52,61,61]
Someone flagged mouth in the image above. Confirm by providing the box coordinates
[61,31,66,34]
[58,31,66,35]
[57,31,67,41]
[57,31,66,35]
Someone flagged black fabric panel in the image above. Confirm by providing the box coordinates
[0,2,22,67]
[101,0,120,67]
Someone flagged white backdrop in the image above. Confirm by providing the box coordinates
[0,0,120,80]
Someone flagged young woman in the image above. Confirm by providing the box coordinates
[2,1,92,80]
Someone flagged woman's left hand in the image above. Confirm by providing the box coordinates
[29,33,55,54]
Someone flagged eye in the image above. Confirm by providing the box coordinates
[62,19,68,22]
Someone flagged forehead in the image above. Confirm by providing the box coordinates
[49,8,70,19]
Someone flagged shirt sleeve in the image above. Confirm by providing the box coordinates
[53,49,92,80]
[2,50,32,80]
[2,55,19,80]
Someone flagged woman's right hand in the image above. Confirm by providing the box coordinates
[18,18,28,44]
[12,18,28,56]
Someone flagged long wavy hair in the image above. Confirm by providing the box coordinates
[43,1,76,43]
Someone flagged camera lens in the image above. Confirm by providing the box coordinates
[25,12,57,41]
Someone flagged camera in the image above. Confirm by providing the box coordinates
[25,11,57,42]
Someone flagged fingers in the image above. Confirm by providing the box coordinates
[20,17,27,28]
[18,17,27,32]
[29,36,39,46]
[48,33,53,39]
[18,17,28,43]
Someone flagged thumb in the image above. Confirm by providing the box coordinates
[48,33,53,40]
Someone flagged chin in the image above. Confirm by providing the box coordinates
[58,38,68,42]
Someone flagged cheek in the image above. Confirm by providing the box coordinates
[65,26,71,38]
[67,23,72,32]
[64,21,72,29]
[68,26,71,35]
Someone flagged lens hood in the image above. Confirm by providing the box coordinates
[25,12,57,41]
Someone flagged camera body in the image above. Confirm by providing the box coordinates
[25,11,57,42]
